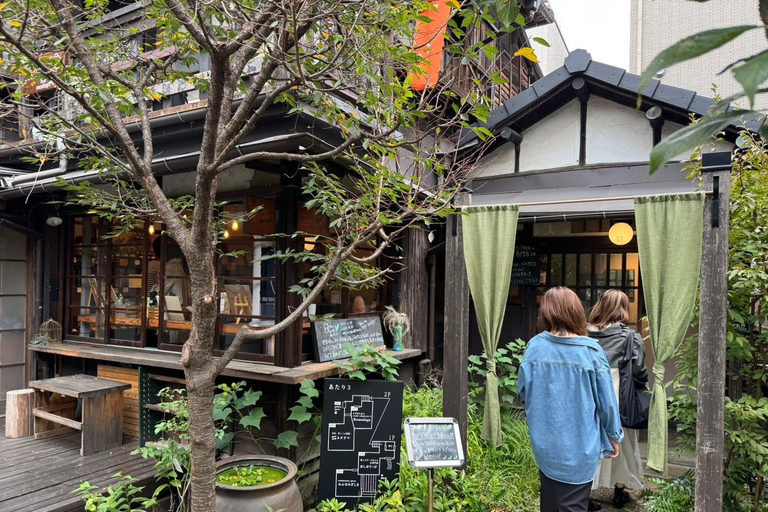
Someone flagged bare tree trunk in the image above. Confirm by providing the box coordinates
[183,240,220,512]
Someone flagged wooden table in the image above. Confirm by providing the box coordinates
[29,374,131,456]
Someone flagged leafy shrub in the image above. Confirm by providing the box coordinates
[640,471,695,512]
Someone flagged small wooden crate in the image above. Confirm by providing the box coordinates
[97,365,140,438]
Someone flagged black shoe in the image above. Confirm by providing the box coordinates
[588,500,602,511]
[612,486,630,509]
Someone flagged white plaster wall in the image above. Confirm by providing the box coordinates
[473,141,516,178]
[586,96,654,165]
[661,121,736,162]
[519,99,580,172]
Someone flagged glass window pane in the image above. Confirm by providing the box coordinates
[578,254,592,287]
[551,254,563,286]
[565,254,577,287]
[626,253,639,288]
[0,227,26,259]
[577,288,592,315]
[0,261,26,295]
[609,254,623,287]
[595,254,607,287]
[72,216,103,245]
[68,306,105,339]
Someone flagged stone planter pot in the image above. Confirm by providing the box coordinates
[215,455,302,512]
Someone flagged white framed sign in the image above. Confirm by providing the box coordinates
[404,417,465,468]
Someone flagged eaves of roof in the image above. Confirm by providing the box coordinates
[459,49,765,149]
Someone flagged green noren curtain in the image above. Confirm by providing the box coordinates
[635,192,704,474]
[462,204,520,448]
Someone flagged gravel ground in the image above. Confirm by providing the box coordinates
[590,486,649,512]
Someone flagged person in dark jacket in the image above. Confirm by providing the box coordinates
[588,289,647,509]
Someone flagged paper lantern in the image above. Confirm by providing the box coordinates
[609,222,634,246]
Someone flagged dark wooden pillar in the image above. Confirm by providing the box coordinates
[398,228,429,352]
[695,152,731,512]
[276,174,303,369]
[443,194,469,460]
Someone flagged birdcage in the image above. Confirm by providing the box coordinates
[39,318,62,345]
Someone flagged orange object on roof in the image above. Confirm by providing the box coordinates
[410,0,453,90]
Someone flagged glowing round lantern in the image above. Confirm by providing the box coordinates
[608,222,634,246]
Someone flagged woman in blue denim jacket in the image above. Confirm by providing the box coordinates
[518,287,624,512]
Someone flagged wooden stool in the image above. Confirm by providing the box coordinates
[5,389,34,438]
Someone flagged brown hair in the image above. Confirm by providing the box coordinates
[537,287,587,336]
[588,289,630,330]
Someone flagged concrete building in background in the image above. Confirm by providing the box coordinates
[630,0,768,110]
[526,1,570,76]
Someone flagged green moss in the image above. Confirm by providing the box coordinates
[216,465,287,487]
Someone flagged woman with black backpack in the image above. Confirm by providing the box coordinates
[588,290,648,510]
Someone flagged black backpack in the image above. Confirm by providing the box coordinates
[619,330,651,429]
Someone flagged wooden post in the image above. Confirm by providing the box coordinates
[443,193,469,461]
[695,152,731,512]
[5,389,34,438]
[398,228,430,351]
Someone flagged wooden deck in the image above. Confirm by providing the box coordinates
[0,417,156,512]
[30,342,422,384]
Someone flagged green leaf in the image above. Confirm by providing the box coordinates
[296,395,314,409]
[288,405,312,424]
[300,379,320,398]
[638,25,758,105]
[532,37,550,47]
[239,407,267,429]
[732,50,768,108]
[236,389,262,409]
[273,430,299,450]
[494,0,521,26]
[216,432,234,450]
[213,406,232,423]
[649,110,751,173]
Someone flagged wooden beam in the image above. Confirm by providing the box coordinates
[443,193,470,461]
[695,153,731,512]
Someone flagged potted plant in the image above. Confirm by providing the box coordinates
[215,455,302,512]
[382,306,410,352]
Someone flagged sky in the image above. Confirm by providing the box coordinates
[546,0,631,70]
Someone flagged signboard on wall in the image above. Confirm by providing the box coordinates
[511,244,540,285]
[311,316,386,362]
[319,378,404,509]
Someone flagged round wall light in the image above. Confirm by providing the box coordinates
[46,216,63,227]
[609,222,634,246]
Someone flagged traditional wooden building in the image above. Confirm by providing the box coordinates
[443,49,761,396]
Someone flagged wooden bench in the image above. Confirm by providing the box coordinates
[29,374,131,456]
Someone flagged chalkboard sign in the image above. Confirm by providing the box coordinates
[319,378,404,508]
[311,316,386,362]
[404,417,465,468]
[511,244,540,285]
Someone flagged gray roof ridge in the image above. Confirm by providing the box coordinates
[459,49,765,148]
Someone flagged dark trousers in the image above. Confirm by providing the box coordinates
[539,471,592,512]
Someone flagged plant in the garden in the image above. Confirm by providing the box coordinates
[468,338,526,413]
[130,380,320,511]
[667,130,768,512]
[640,0,768,172]
[333,343,402,381]
[640,470,696,512]
[73,473,151,512]
[0,0,518,506]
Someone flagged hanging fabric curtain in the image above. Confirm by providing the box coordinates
[462,204,520,448]
[634,192,704,474]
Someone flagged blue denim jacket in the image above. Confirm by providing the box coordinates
[518,331,624,485]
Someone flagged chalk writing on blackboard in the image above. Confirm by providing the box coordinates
[404,417,465,468]
[312,316,386,362]
[511,244,540,285]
